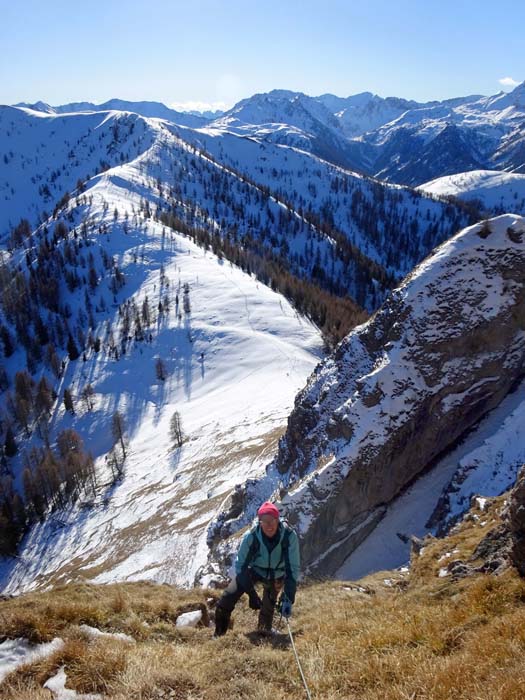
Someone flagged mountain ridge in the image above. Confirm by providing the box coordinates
[16,81,525,187]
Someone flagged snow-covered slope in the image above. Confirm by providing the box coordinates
[0,105,157,235]
[17,84,524,190]
[317,91,420,138]
[182,122,475,283]
[203,83,525,186]
[0,161,323,594]
[361,82,525,184]
[419,170,525,215]
[2,90,523,592]
[211,90,362,171]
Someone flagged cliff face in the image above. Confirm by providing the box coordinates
[202,215,525,580]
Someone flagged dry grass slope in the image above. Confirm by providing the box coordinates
[1,496,524,699]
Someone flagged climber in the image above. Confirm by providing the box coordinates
[214,501,300,636]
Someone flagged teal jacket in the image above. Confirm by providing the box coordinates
[235,521,300,602]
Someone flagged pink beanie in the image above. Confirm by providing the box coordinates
[257,501,280,519]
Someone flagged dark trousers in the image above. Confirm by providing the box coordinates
[215,569,283,635]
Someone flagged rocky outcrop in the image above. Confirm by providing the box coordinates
[203,215,525,581]
[509,465,525,575]
[443,464,525,578]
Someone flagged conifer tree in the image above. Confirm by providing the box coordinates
[67,333,80,361]
[4,425,17,457]
[63,388,75,414]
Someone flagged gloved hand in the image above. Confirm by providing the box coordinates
[248,589,262,610]
[280,595,293,618]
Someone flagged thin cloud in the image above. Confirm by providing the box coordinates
[499,77,520,88]
[170,100,229,113]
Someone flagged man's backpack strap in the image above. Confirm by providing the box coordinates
[279,521,292,571]
[244,524,260,567]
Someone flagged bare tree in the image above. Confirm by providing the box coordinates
[57,428,84,460]
[183,283,191,314]
[36,416,51,448]
[35,376,53,418]
[107,447,124,481]
[112,411,127,459]
[141,296,150,326]
[81,384,95,411]
[170,411,184,448]
[14,395,31,435]
[45,344,62,378]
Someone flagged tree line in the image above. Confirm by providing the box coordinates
[158,209,368,347]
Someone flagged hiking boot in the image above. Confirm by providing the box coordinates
[248,590,262,610]
[214,605,231,637]
[257,608,274,633]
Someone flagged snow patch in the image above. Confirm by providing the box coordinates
[78,624,135,644]
[175,610,203,627]
[0,637,64,684]
[44,666,103,700]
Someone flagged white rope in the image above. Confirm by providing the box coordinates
[285,618,313,700]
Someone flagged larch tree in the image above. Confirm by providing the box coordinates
[170,411,184,448]
[112,410,127,459]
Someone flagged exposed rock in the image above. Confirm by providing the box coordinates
[455,464,525,577]
[447,559,472,579]
[430,379,525,536]
[409,535,427,558]
[509,465,525,575]
[203,215,525,579]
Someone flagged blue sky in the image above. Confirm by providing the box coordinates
[0,0,523,110]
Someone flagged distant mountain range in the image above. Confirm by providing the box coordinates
[15,98,207,128]
[17,82,525,187]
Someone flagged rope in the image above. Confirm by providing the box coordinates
[285,617,313,700]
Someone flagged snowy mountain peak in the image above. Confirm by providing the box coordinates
[483,80,525,111]
[14,100,56,114]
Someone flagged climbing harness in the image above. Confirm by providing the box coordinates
[283,616,313,700]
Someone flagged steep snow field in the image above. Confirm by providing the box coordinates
[0,166,323,595]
